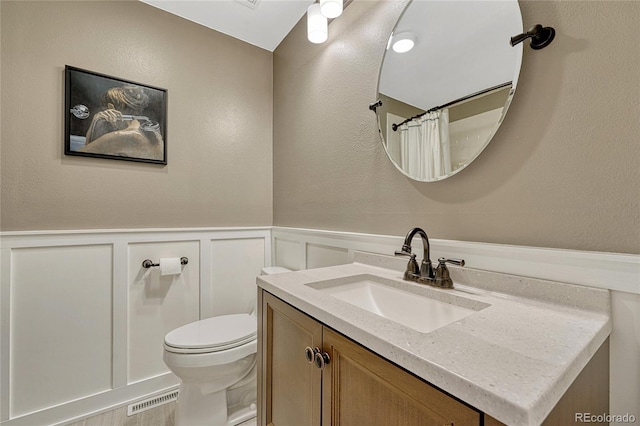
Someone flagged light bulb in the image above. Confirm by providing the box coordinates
[307,4,328,44]
[320,0,343,19]
[392,32,417,53]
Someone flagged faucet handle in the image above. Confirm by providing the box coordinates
[394,244,413,257]
[437,258,465,267]
[395,252,419,280]
[395,248,420,280]
[434,258,465,289]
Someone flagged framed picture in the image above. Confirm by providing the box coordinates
[65,65,167,165]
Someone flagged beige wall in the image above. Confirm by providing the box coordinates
[273,0,640,254]
[0,0,273,231]
[2,0,638,254]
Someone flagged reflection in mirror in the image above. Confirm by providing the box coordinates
[376,0,523,182]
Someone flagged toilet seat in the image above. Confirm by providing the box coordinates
[164,314,257,354]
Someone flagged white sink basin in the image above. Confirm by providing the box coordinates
[307,274,486,333]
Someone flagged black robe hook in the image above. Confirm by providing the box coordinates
[510,24,555,50]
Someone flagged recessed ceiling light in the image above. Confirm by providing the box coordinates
[233,0,261,10]
[392,32,417,53]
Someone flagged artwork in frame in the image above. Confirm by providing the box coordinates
[65,65,167,165]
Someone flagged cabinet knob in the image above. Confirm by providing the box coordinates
[314,351,331,370]
[305,346,320,363]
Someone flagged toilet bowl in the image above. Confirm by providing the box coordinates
[163,266,291,426]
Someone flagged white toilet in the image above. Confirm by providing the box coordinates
[163,266,291,426]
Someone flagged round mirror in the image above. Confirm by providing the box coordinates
[375,0,523,182]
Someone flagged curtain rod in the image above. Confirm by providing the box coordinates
[392,81,512,131]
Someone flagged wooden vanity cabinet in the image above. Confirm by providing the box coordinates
[259,290,323,426]
[258,289,610,426]
[258,290,481,426]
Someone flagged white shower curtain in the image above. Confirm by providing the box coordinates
[399,110,451,180]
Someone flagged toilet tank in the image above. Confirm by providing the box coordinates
[253,267,291,317]
[260,266,291,275]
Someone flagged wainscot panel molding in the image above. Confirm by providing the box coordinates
[271,226,640,295]
[0,227,271,426]
[10,245,113,417]
[128,241,201,384]
[1,226,637,424]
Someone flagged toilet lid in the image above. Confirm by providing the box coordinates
[261,266,291,275]
[164,314,256,353]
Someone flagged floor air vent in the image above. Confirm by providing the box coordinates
[127,390,179,416]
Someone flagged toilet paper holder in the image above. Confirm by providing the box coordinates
[142,257,189,269]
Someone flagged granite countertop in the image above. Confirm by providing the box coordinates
[256,252,611,426]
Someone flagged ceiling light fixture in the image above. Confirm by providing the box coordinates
[391,32,417,53]
[320,0,343,19]
[307,3,328,44]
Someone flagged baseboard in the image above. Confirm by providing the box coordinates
[0,376,179,426]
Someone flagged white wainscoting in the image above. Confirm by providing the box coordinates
[271,226,640,424]
[1,226,638,425]
[0,227,271,426]
[10,245,113,418]
[128,241,201,384]
[271,226,640,294]
[209,238,266,317]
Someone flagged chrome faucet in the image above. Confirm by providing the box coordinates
[395,227,465,289]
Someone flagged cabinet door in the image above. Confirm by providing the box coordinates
[322,328,480,426]
[260,291,323,426]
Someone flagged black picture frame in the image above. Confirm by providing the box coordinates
[65,65,167,165]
